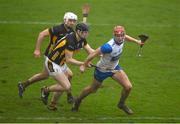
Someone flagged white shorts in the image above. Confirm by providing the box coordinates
[45,57,68,76]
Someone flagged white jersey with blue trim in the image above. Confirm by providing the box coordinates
[96,38,124,72]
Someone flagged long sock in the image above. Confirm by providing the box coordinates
[67,92,73,97]
[119,89,130,105]
[45,87,50,93]
[67,76,73,98]
[50,101,57,106]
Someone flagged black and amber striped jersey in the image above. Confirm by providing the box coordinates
[48,33,87,66]
[44,23,74,56]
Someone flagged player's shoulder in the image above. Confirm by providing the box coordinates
[66,32,76,43]
[65,33,77,50]
[101,42,112,54]
[52,23,64,32]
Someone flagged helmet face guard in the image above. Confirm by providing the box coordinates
[76,23,89,40]
[113,26,126,43]
[113,26,125,36]
[76,23,89,32]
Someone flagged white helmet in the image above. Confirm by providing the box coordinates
[63,12,78,21]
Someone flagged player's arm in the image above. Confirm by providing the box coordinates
[80,43,112,73]
[79,47,101,73]
[34,29,49,58]
[82,4,90,23]
[83,47,101,67]
[83,44,95,54]
[65,49,84,66]
[125,34,142,45]
[84,43,112,66]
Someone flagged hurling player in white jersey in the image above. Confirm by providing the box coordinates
[72,26,144,114]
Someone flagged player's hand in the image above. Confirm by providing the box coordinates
[79,64,86,73]
[136,40,145,46]
[82,4,90,15]
[139,40,145,47]
[34,49,41,58]
[87,62,93,68]
[138,34,149,47]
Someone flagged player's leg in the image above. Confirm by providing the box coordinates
[112,70,133,114]
[41,60,71,105]
[48,68,73,110]
[72,68,113,112]
[22,66,49,88]
[41,72,71,105]
[18,66,49,98]
[72,78,101,112]
[65,68,74,104]
[47,91,63,111]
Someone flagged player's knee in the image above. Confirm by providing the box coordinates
[91,86,99,93]
[124,84,132,91]
[67,72,73,81]
[68,75,73,81]
[43,73,49,79]
[69,72,73,78]
[67,70,73,77]
[40,71,49,79]
[64,84,71,91]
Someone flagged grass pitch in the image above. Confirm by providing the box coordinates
[0,0,179,123]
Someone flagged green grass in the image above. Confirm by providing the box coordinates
[0,0,180,123]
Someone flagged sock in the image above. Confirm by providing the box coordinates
[50,101,57,106]
[67,92,73,98]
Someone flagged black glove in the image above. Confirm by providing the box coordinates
[138,34,149,43]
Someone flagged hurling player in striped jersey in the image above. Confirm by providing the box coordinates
[18,5,91,110]
[40,23,94,108]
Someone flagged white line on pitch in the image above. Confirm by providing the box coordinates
[0,20,179,28]
[12,116,180,121]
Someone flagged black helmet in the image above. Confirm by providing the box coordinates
[76,23,89,32]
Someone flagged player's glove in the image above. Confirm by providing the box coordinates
[138,34,149,47]
[138,34,149,43]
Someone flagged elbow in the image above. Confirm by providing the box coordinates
[39,32,46,38]
[66,58,71,64]
[90,49,95,54]
[39,33,43,38]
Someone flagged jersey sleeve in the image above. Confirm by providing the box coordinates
[49,25,61,36]
[100,43,112,54]
[65,40,75,51]
[48,28,53,36]
[83,39,88,46]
